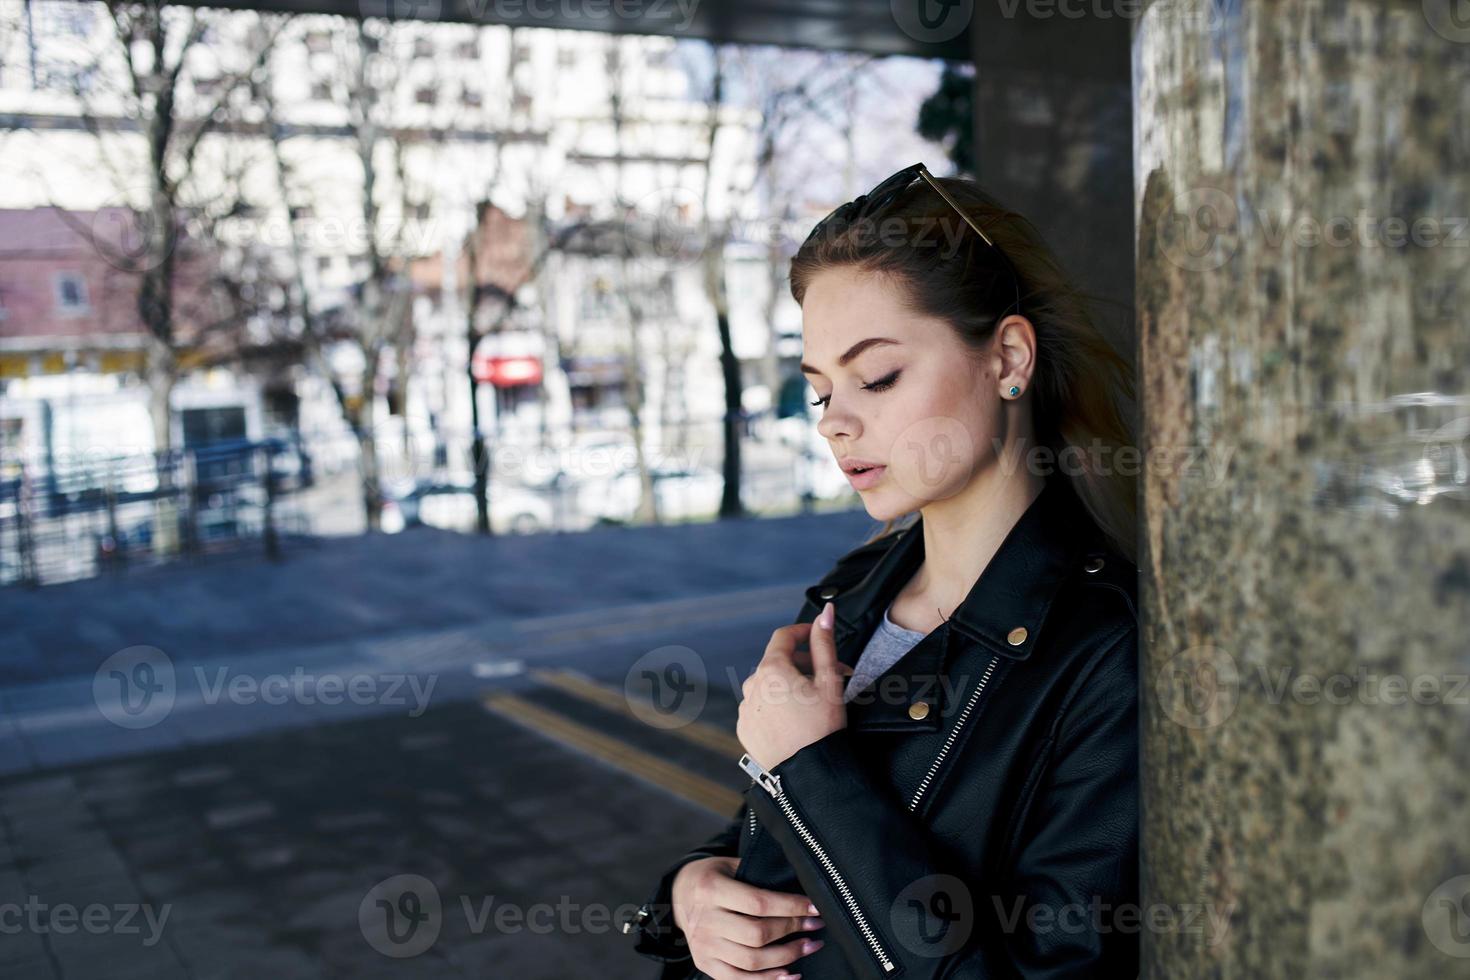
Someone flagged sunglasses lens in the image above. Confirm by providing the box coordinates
[857,168,921,220]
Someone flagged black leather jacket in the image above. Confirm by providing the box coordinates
[628,476,1139,979]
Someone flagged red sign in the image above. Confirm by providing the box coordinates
[473,354,543,387]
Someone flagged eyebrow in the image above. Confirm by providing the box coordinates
[799,338,902,376]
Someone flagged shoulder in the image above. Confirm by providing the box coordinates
[1043,539,1139,707]
[1073,541,1138,625]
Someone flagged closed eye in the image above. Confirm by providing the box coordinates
[810,370,902,409]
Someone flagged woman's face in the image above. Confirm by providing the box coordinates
[800,265,1032,522]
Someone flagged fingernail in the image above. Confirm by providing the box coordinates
[801,938,824,955]
[802,916,824,930]
[778,974,801,980]
[807,902,819,915]
[818,602,833,629]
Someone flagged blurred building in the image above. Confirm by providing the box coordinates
[0,3,790,485]
[0,206,271,475]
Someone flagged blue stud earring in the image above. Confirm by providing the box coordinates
[1008,385,1020,397]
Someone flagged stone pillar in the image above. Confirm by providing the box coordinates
[1136,1,1470,976]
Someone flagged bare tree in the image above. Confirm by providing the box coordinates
[257,17,431,532]
[46,2,278,555]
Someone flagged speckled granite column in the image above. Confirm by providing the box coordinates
[1135,2,1470,977]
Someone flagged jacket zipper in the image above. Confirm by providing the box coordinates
[748,804,757,836]
[739,753,897,974]
[908,654,1002,812]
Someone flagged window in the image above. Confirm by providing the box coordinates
[55,272,89,315]
[311,79,332,102]
[1007,88,1053,126]
[305,30,331,53]
[414,37,434,59]
[39,4,94,38]
[317,255,333,273]
[415,86,437,106]
[462,86,482,108]
[457,39,479,59]
[579,275,618,322]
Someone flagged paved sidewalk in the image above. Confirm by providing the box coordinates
[0,509,875,686]
[0,695,743,979]
[0,510,876,978]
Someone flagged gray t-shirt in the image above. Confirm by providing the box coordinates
[843,600,930,703]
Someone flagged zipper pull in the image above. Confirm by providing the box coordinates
[738,753,783,798]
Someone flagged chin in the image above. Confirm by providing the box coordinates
[856,488,909,523]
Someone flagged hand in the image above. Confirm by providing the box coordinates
[736,602,853,772]
[672,856,827,979]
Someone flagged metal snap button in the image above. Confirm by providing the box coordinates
[1085,556,1105,573]
[1007,626,1028,646]
[908,701,931,721]
[819,586,840,600]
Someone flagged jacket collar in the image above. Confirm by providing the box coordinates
[805,476,1098,670]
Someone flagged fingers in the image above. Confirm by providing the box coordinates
[700,907,823,951]
[708,906,824,950]
[718,880,818,920]
[788,649,853,677]
[759,623,809,668]
[702,955,811,980]
[684,872,823,979]
[706,932,825,975]
[805,601,841,684]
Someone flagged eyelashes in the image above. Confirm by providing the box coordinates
[810,370,902,409]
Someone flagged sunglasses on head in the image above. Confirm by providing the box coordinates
[801,161,1023,318]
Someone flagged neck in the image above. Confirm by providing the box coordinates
[911,462,1047,616]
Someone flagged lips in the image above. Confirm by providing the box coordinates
[845,464,887,489]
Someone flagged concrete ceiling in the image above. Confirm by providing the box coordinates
[171,0,974,60]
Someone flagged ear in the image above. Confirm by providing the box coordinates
[993,314,1037,391]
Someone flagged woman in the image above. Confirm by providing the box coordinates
[626,163,1140,979]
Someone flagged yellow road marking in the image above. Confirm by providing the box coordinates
[481,691,743,817]
[529,667,746,758]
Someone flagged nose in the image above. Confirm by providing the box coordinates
[816,400,859,443]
